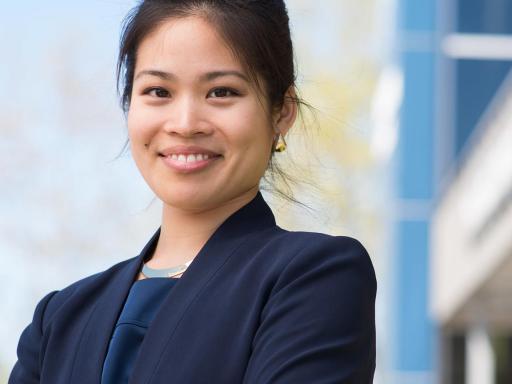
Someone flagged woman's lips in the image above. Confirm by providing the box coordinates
[159,153,221,173]
[158,145,220,158]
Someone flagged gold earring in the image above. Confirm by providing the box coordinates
[274,133,287,152]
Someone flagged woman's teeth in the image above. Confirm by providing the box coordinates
[169,154,210,163]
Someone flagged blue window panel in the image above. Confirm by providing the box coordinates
[399,0,435,31]
[457,0,512,34]
[397,51,434,199]
[455,60,511,156]
[393,220,435,371]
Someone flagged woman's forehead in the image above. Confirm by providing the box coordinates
[136,16,241,69]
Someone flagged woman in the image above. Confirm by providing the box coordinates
[10,1,376,383]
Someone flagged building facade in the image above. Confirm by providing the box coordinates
[431,0,512,383]
[394,0,512,383]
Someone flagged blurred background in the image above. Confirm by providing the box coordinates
[1,0,511,383]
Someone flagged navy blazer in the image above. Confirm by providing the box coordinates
[10,192,376,383]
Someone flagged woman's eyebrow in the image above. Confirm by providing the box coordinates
[133,69,172,81]
[203,70,250,83]
[134,69,249,83]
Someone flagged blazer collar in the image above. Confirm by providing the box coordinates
[70,191,275,383]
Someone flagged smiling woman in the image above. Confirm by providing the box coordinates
[127,16,285,214]
[9,1,376,383]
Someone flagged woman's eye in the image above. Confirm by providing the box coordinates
[208,87,238,98]
[144,87,169,98]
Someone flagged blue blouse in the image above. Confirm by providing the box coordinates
[101,277,178,384]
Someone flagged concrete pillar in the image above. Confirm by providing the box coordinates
[466,324,495,384]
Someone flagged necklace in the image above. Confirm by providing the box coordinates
[142,259,193,278]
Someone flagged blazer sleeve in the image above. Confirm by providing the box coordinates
[242,236,377,384]
[9,290,59,384]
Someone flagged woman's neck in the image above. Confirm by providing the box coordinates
[148,189,258,268]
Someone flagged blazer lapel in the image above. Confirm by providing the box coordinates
[69,228,159,383]
[129,192,276,384]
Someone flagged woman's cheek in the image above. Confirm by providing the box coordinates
[128,113,151,145]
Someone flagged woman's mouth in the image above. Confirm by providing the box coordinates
[158,152,222,173]
[167,153,212,163]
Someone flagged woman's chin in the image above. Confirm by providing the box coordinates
[154,182,259,214]
[159,192,219,213]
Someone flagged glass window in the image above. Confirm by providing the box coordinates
[494,334,512,384]
[455,60,511,155]
[457,0,512,34]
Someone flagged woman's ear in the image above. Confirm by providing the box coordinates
[273,86,298,137]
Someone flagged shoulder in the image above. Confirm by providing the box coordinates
[284,230,371,256]
[40,255,139,329]
[244,229,377,382]
[262,226,372,257]
[265,229,377,297]
[266,228,374,272]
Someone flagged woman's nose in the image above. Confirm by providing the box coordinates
[163,96,211,137]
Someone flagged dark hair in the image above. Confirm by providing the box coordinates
[115,0,315,203]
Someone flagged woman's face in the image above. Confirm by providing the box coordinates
[128,16,276,212]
